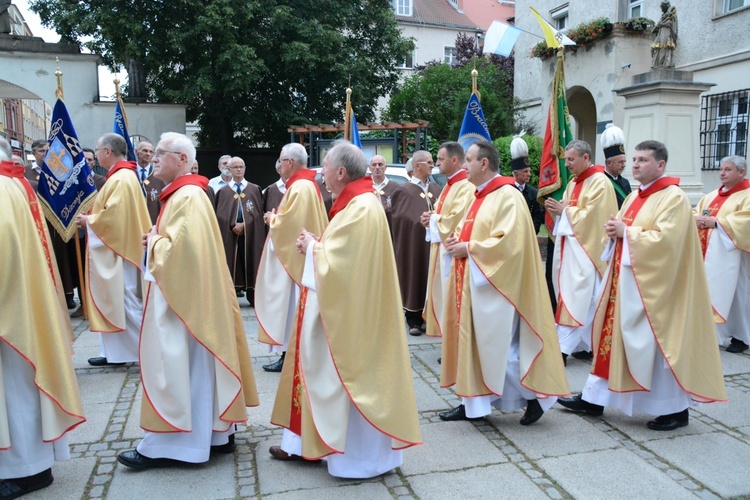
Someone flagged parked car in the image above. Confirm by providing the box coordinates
[310,164,447,187]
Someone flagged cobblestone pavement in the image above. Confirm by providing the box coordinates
[26,303,750,499]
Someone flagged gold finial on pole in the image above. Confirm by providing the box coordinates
[114,75,122,101]
[344,85,352,142]
[471,68,480,100]
[55,57,64,100]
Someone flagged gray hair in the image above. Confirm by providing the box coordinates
[0,138,11,160]
[565,140,592,159]
[327,140,366,180]
[405,158,414,173]
[218,154,231,166]
[721,155,747,172]
[98,133,128,157]
[136,140,153,150]
[281,143,308,166]
[159,132,196,166]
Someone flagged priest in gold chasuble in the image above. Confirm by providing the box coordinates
[117,133,258,470]
[269,141,421,478]
[437,141,569,425]
[558,141,727,431]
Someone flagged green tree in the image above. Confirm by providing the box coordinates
[384,59,517,144]
[30,0,413,150]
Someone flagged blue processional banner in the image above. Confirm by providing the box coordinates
[457,93,492,151]
[37,99,98,242]
[114,98,137,161]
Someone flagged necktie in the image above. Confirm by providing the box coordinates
[236,184,244,223]
[140,168,147,182]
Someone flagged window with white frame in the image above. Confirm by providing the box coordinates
[551,4,569,31]
[700,89,749,170]
[444,47,458,66]
[723,0,750,13]
[628,0,644,17]
[393,0,413,17]
[396,51,415,69]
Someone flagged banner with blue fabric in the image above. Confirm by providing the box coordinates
[114,98,137,161]
[37,98,98,242]
[457,93,492,151]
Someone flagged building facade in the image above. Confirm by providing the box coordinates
[513,0,750,191]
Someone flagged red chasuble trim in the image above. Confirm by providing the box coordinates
[452,177,515,327]
[287,168,324,203]
[569,165,605,206]
[106,160,138,179]
[157,174,210,226]
[698,179,750,256]
[0,161,57,286]
[328,176,373,219]
[592,176,680,380]
[447,169,467,186]
[435,171,469,214]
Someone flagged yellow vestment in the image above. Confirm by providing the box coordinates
[140,183,258,432]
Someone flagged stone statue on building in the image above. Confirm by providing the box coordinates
[651,1,678,68]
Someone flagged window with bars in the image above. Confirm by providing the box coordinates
[700,89,749,170]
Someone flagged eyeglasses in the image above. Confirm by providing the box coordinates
[154,149,183,158]
[416,161,434,166]
[229,165,245,169]
[279,158,292,163]
[94,147,110,153]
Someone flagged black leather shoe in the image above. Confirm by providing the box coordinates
[211,434,235,454]
[235,290,245,298]
[438,404,484,422]
[727,338,749,354]
[117,450,184,470]
[571,350,593,360]
[647,409,689,431]
[562,353,567,366]
[437,357,441,364]
[88,357,126,367]
[520,399,544,426]
[0,468,53,499]
[262,352,285,372]
[66,297,77,309]
[557,394,604,416]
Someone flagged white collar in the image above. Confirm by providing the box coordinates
[373,177,389,189]
[410,176,429,190]
[476,174,501,193]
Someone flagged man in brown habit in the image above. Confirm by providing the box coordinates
[390,150,442,335]
[213,156,265,305]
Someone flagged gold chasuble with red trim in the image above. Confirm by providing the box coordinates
[0,161,85,448]
[271,177,422,459]
[425,170,475,338]
[140,176,258,432]
[695,179,750,257]
[255,169,328,347]
[85,161,151,333]
[440,176,569,399]
[589,178,726,402]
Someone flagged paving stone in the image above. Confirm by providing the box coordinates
[264,483,392,499]
[538,448,695,499]
[644,432,750,498]
[68,403,112,444]
[400,421,507,476]
[409,463,547,499]
[694,387,750,429]
[76,371,126,405]
[255,438,342,495]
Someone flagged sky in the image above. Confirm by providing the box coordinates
[15,0,125,101]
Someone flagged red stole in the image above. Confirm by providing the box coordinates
[156,174,209,226]
[454,176,515,325]
[0,161,57,286]
[569,165,605,207]
[436,170,467,214]
[592,176,680,379]
[554,165,606,324]
[328,176,373,219]
[287,169,324,203]
[698,179,750,257]
[106,160,138,179]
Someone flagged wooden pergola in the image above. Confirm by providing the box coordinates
[287,120,430,166]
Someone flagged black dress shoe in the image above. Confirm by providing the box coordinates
[557,394,604,416]
[647,409,689,431]
[236,290,245,298]
[571,350,593,360]
[262,352,285,372]
[0,468,53,499]
[726,338,749,354]
[268,446,321,462]
[66,297,77,309]
[117,450,185,470]
[437,357,441,364]
[520,399,544,426]
[211,434,235,454]
[88,357,126,367]
[562,353,567,366]
[438,404,484,421]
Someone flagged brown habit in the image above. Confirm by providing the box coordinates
[390,181,442,311]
